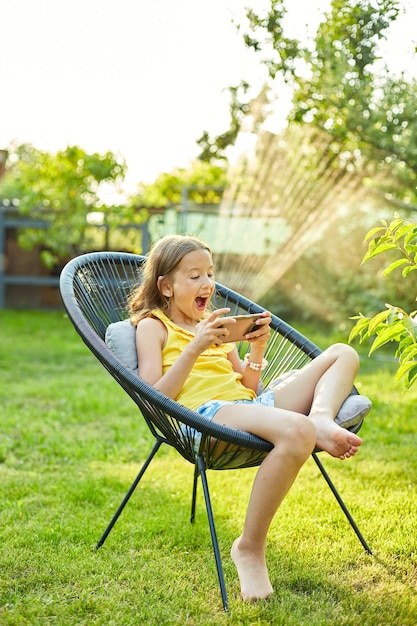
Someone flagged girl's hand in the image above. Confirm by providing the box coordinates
[244,311,271,347]
[192,308,236,350]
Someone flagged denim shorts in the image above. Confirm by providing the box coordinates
[195,388,275,421]
[179,389,275,454]
[180,369,304,454]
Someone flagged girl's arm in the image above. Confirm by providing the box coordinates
[136,309,233,400]
[135,317,200,400]
[228,312,272,393]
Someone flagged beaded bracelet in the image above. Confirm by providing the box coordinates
[243,353,268,372]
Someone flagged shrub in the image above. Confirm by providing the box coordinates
[349,215,417,390]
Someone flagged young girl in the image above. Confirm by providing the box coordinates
[128,234,371,602]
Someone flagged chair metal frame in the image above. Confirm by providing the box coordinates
[59,251,371,611]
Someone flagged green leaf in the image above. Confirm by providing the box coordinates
[364,226,387,242]
[367,309,392,335]
[403,317,417,341]
[391,223,413,240]
[395,359,417,382]
[398,344,417,363]
[383,258,410,276]
[369,325,406,355]
[406,365,417,389]
[403,265,417,277]
[348,317,371,343]
[362,240,398,263]
[388,218,408,236]
[404,228,417,246]
[386,305,401,325]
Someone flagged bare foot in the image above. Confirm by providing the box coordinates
[312,418,362,460]
[231,537,273,601]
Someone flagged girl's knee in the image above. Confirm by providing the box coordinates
[279,414,316,458]
[327,343,359,371]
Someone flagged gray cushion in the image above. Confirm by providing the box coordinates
[105,319,138,374]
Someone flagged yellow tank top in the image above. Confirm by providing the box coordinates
[151,309,256,411]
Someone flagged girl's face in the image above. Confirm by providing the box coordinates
[163,248,215,323]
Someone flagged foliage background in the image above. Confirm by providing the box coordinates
[1,0,417,331]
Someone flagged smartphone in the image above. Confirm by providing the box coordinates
[221,313,264,343]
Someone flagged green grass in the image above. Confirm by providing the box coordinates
[1,310,417,625]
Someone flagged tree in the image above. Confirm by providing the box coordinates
[200,0,417,211]
[241,0,307,81]
[195,0,417,322]
[196,82,251,163]
[132,160,227,208]
[289,0,417,207]
[195,0,303,162]
[349,215,417,390]
[0,143,133,266]
[361,74,417,207]
[291,0,400,132]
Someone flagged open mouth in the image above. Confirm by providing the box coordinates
[195,296,208,311]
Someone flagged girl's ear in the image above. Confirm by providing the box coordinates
[157,276,172,297]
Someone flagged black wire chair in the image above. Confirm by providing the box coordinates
[59,251,371,611]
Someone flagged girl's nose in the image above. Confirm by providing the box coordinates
[203,275,214,287]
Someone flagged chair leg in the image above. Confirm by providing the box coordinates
[190,464,199,524]
[312,452,372,554]
[96,439,163,549]
[197,456,229,611]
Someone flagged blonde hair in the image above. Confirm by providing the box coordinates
[128,234,212,325]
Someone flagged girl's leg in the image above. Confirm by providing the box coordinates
[270,343,363,459]
[213,404,316,601]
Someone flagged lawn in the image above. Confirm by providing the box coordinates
[1,310,417,625]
